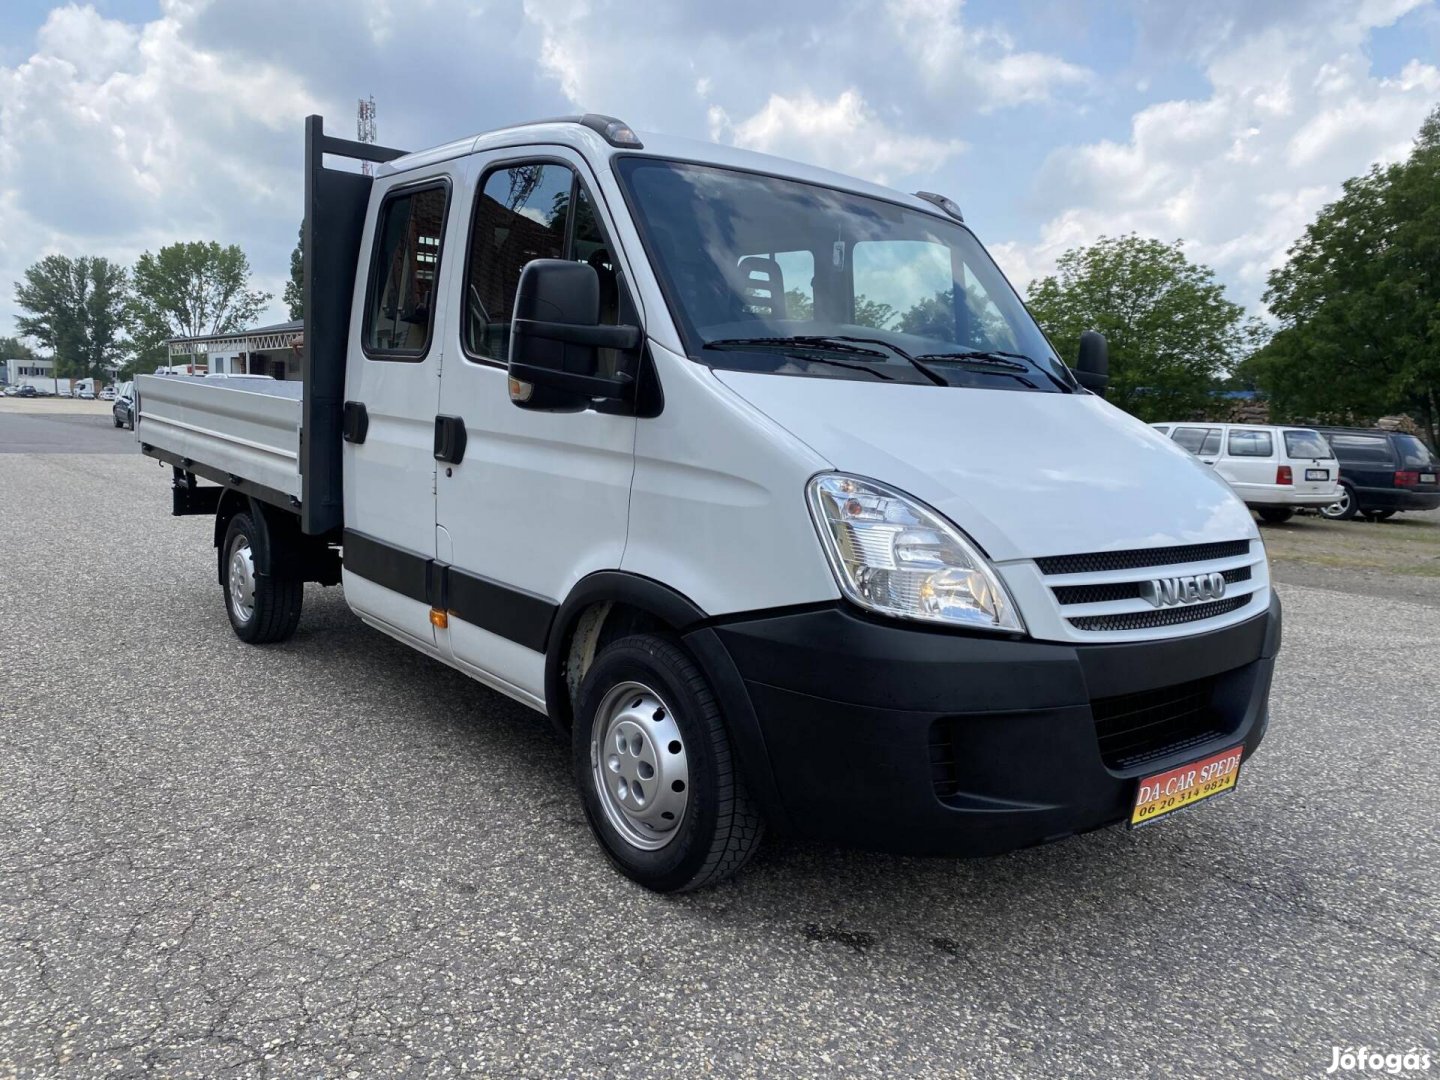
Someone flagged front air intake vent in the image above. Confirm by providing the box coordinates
[1036,540,1251,577]
[1068,595,1250,632]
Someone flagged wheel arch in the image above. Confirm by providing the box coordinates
[544,571,708,738]
[544,571,788,831]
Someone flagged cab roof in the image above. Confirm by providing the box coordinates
[377,116,954,222]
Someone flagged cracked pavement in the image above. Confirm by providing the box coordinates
[1,413,1437,1077]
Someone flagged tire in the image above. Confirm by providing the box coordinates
[1256,508,1294,524]
[1319,483,1359,521]
[220,512,303,644]
[113,416,123,428]
[574,634,763,892]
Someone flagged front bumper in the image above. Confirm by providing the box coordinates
[683,593,1281,857]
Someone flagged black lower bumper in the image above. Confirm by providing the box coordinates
[683,593,1281,857]
[1354,486,1440,512]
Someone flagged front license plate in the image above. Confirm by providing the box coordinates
[1130,744,1244,829]
[1422,472,1437,484]
[1306,468,1328,481]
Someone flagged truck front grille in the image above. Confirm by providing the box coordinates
[1028,538,1265,638]
[1035,540,1251,576]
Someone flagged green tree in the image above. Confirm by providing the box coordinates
[1026,235,1244,421]
[852,294,896,330]
[284,224,304,320]
[14,254,129,389]
[128,241,272,358]
[0,336,38,362]
[1255,106,1440,446]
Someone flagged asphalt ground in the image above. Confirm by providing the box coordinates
[1,412,1437,1078]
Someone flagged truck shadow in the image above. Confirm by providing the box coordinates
[299,586,1273,963]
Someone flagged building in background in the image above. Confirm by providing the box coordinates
[1,356,71,395]
[164,320,304,381]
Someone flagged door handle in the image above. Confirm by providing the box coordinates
[342,400,368,443]
[434,415,467,465]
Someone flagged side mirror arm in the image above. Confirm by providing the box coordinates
[508,363,634,401]
[512,318,641,351]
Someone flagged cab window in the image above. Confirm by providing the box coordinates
[463,163,624,369]
[363,183,448,359]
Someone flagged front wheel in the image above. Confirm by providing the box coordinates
[221,512,303,644]
[1256,508,1294,524]
[1320,484,1359,521]
[574,634,763,892]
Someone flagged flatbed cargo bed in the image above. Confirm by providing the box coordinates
[136,375,303,507]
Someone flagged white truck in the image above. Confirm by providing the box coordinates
[137,115,1281,891]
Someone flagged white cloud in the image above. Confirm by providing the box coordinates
[1008,2,1440,308]
[712,90,966,185]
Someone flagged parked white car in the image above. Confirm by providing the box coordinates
[1151,422,1339,522]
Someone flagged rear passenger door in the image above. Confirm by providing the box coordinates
[342,171,458,648]
[432,150,639,705]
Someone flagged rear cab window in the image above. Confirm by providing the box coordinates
[1282,430,1334,459]
[1226,430,1274,457]
[363,183,449,359]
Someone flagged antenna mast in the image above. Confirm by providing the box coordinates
[357,95,378,176]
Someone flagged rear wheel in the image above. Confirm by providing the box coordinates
[1320,483,1359,521]
[1256,508,1294,524]
[221,512,303,644]
[574,634,763,892]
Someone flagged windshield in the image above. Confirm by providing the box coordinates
[615,157,1074,392]
[1283,430,1334,459]
[1395,434,1436,468]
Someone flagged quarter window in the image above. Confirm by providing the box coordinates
[1328,434,1395,464]
[1282,430,1333,459]
[364,184,448,358]
[1227,430,1273,457]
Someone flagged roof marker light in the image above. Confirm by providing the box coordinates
[914,191,964,222]
[579,114,644,149]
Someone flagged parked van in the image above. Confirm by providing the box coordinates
[135,115,1281,891]
[1151,422,1339,522]
[1311,427,1440,520]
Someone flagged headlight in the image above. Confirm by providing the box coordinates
[806,473,1024,633]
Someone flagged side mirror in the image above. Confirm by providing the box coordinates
[1075,330,1109,396]
[507,259,642,411]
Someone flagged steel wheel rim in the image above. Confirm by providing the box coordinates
[590,680,690,851]
[227,533,256,623]
[1323,489,1350,517]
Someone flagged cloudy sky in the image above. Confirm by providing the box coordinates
[1,0,1437,339]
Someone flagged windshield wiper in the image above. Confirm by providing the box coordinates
[915,349,1073,392]
[704,336,887,358]
[703,335,951,386]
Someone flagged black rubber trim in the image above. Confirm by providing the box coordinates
[448,568,554,653]
[342,529,430,604]
[341,528,557,652]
